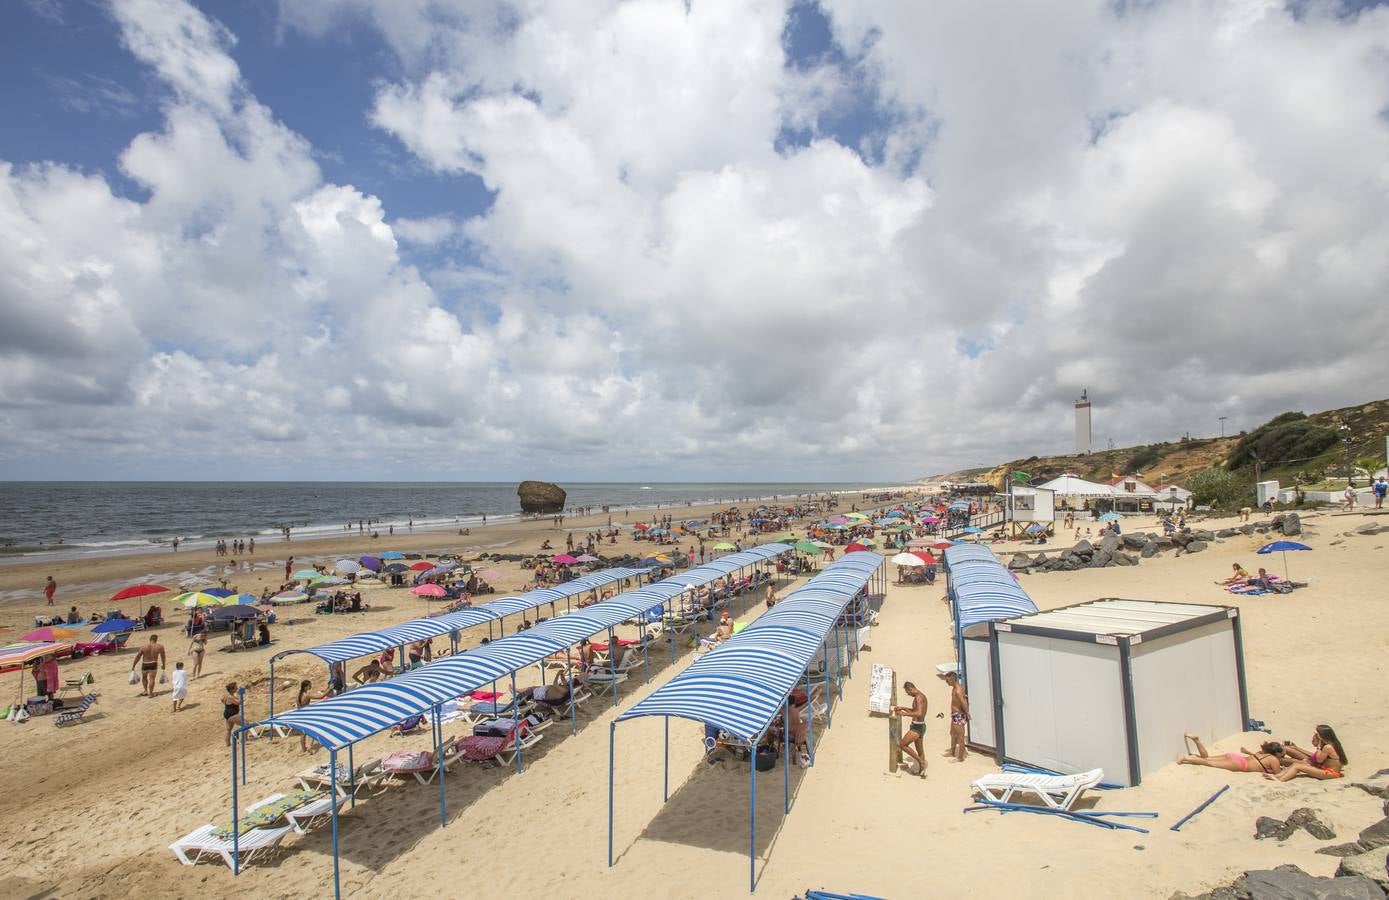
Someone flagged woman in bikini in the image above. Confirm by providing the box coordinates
[187,632,207,679]
[223,681,243,747]
[1178,733,1285,774]
[297,679,327,752]
[1266,725,1347,781]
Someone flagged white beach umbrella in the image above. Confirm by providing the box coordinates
[334,559,362,574]
[891,552,925,567]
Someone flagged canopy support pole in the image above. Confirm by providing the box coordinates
[434,704,446,826]
[329,747,342,900]
[607,722,615,868]
[822,643,833,726]
[783,701,790,813]
[566,655,577,735]
[667,596,675,668]
[805,668,816,763]
[268,657,276,723]
[511,670,522,773]
[239,687,247,784]
[749,726,759,893]
[609,626,618,707]
[230,726,240,875]
[348,744,356,809]
[663,716,669,801]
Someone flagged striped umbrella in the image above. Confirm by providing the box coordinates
[177,591,230,608]
[21,626,81,642]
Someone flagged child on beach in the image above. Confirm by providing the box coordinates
[170,661,188,712]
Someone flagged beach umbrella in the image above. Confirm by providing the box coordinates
[883,511,903,518]
[824,523,847,531]
[962,526,983,534]
[633,524,651,531]
[380,551,405,560]
[383,563,409,574]
[334,559,362,575]
[890,553,924,567]
[911,551,937,565]
[575,554,599,563]
[208,604,260,621]
[930,541,954,550]
[1098,512,1121,523]
[178,576,213,589]
[225,593,260,605]
[827,516,848,524]
[921,516,939,523]
[21,626,80,642]
[411,584,447,598]
[201,587,234,598]
[906,539,935,548]
[551,554,579,565]
[793,541,822,554]
[270,591,307,603]
[292,569,320,580]
[1256,540,1312,580]
[845,542,869,553]
[845,513,869,520]
[111,583,169,602]
[408,562,434,572]
[712,542,735,551]
[311,576,349,587]
[358,556,382,572]
[178,591,229,608]
[857,537,877,547]
[91,618,139,634]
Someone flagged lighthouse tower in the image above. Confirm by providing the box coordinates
[1075,390,1093,455]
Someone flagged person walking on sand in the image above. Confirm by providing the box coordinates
[939,668,970,761]
[187,632,207,678]
[131,634,166,697]
[44,575,56,606]
[892,682,928,778]
[285,556,294,582]
[222,681,244,746]
[170,661,188,712]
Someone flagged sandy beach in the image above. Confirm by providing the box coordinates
[0,503,1384,899]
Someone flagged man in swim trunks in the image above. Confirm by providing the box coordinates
[940,669,970,762]
[131,634,166,697]
[892,681,928,778]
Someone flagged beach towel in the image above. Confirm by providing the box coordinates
[383,751,433,772]
[456,723,528,761]
[211,790,318,839]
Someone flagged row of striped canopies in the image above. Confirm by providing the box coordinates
[942,543,1038,662]
[609,551,887,891]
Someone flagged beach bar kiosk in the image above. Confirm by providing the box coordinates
[962,599,1249,787]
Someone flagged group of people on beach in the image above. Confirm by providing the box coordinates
[893,668,970,778]
[1179,726,1348,781]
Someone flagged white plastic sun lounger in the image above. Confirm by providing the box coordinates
[970,768,1104,811]
[169,795,293,870]
[296,757,388,798]
[284,791,348,834]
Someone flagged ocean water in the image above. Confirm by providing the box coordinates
[0,481,887,560]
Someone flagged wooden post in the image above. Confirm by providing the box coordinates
[887,671,901,772]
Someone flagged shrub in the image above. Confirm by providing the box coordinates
[1126,445,1163,473]
[1188,468,1251,509]
[1226,412,1339,470]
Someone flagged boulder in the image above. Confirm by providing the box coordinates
[1090,549,1113,567]
[1154,535,1176,549]
[1236,865,1385,899]
[1172,532,1194,548]
[1356,522,1382,536]
[517,480,567,514]
[1033,552,1049,566]
[1114,552,1137,566]
[1072,540,1094,556]
[1100,533,1121,555]
[1009,553,1032,570]
[1256,816,1287,840]
[1186,541,1209,553]
[1141,540,1160,558]
[1281,513,1302,536]
[1192,530,1216,543]
[1336,850,1389,888]
[1318,817,1389,857]
[1217,528,1239,538]
[1240,524,1257,535]
[1122,533,1148,550]
[1287,808,1338,841]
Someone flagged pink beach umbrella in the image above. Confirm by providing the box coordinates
[550,554,579,565]
[410,584,446,597]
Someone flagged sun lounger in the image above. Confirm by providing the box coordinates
[297,758,388,798]
[169,795,294,870]
[455,722,543,767]
[53,693,98,727]
[585,669,629,688]
[460,697,533,727]
[381,740,460,785]
[970,768,1104,811]
[283,792,348,834]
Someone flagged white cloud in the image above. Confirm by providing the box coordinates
[1,0,1387,480]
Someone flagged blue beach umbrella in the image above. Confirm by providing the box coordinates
[380,551,405,560]
[201,587,234,598]
[1098,512,1121,523]
[91,618,139,634]
[359,556,382,571]
[962,526,982,534]
[1256,540,1311,580]
[226,593,260,605]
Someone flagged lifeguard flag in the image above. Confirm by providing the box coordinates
[1012,471,1030,483]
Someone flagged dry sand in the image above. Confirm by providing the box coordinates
[0,503,1384,899]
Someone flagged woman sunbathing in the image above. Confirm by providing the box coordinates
[1178,733,1285,774]
[1266,725,1346,781]
[1216,563,1251,586]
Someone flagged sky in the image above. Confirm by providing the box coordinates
[1,0,1387,483]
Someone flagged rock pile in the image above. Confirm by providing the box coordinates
[1254,807,1337,841]
[1010,513,1303,575]
[1170,863,1385,899]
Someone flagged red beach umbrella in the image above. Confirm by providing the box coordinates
[409,562,434,571]
[111,583,169,601]
[930,541,954,551]
[911,551,937,565]
[845,543,869,553]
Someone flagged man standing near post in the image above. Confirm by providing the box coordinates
[892,682,928,778]
[939,664,970,762]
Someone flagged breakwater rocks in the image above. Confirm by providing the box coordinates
[1008,514,1304,575]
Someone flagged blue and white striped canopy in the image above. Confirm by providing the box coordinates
[271,567,649,667]
[942,546,1038,632]
[615,552,883,741]
[254,545,793,749]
